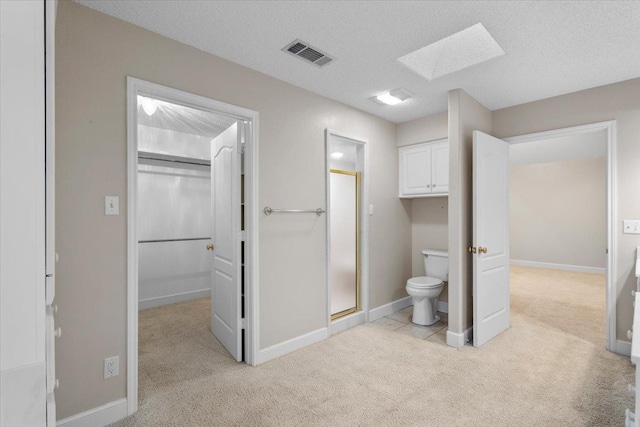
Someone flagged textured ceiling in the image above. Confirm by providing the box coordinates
[76,1,640,124]
[137,96,236,138]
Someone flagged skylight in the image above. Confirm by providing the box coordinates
[398,23,505,81]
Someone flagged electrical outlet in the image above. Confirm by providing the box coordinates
[104,356,119,379]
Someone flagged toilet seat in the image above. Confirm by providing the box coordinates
[406,276,443,289]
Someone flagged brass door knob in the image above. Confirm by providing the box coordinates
[468,246,477,254]
[478,247,488,254]
[206,243,214,251]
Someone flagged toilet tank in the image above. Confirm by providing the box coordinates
[422,249,449,281]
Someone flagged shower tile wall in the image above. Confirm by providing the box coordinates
[138,125,212,309]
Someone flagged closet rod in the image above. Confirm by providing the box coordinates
[138,237,211,244]
[138,151,211,167]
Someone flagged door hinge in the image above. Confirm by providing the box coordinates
[239,230,246,241]
[45,274,55,305]
[240,318,246,329]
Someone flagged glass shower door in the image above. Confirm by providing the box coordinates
[330,169,360,319]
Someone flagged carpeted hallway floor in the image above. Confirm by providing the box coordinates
[114,266,633,426]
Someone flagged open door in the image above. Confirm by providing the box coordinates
[210,122,242,361]
[472,130,510,347]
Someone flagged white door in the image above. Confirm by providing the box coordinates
[472,131,510,347]
[210,122,242,361]
[1,1,48,425]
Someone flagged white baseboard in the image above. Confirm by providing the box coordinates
[446,326,473,348]
[57,398,127,427]
[510,259,605,274]
[138,289,210,310]
[330,311,365,335]
[615,339,631,357]
[255,327,329,365]
[368,296,413,322]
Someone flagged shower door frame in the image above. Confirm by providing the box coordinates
[329,169,362,321]
[126,77,260,417]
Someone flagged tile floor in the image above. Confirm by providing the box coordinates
[371,306,448,344]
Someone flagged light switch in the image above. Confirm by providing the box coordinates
[623,220,640,234]
[105,196,119,216]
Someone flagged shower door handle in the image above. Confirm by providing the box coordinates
[206,243,214,251]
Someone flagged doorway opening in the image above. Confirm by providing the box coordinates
[126,78,259,416]
[325,130,369,335]
[505,122,615,352]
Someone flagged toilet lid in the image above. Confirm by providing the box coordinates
[407,276,443,288]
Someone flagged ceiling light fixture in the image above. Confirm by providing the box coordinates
[141,97,158,116]
[331,152,344,159]
[376,92,402,106]
[371,88,412,106]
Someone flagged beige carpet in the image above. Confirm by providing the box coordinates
[115,266,633,426]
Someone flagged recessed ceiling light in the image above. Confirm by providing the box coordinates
[398,23,505,81]
[331,151,344,159]
[376,92,402,106]
[140,97,158,116]
[370,88,412,106]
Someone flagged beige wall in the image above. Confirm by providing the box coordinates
[396,113,449,301]
[510,157,606,269]
[55,1,410,419]
[396,112,448,148]
[448,89,492,335]
[493,77,640,342]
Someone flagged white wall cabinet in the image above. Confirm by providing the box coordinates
[399,139,449,198]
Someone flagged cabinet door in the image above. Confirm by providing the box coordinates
[400,144,431,196]
[431,141,449,193]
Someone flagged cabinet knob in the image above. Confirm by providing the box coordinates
[206,243,214,251]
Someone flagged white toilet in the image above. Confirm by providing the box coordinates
[406,249,448,326]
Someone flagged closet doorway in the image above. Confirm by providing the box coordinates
[126,78,259,416]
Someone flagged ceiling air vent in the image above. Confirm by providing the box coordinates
[283,39,335,67]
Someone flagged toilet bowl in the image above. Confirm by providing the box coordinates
[406,249,448,326]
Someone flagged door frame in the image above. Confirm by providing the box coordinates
[325,129,370,335]
[126,77,260,416]
[504,120,617,353]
